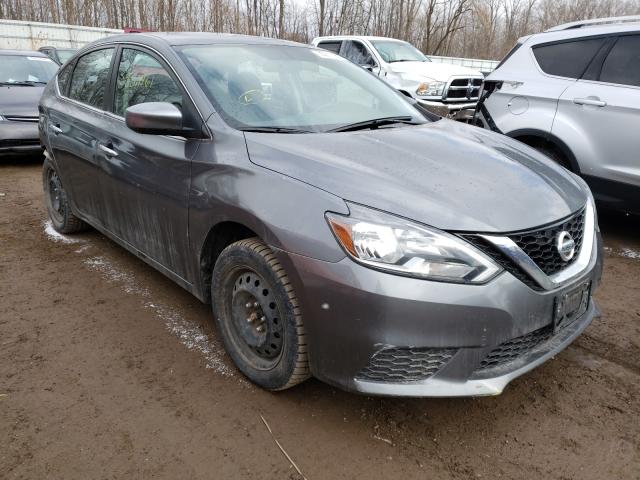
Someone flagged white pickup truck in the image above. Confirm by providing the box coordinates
[312,36,484,120]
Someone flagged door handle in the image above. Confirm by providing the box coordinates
[98,143,118,157]
[50,123,62,134]
[573,97,606,107]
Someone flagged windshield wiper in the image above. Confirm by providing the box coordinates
[239,126,312,134]
[328,116,420,133]
[0,81,46,86]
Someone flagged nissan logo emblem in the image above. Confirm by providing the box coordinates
[556,231,576,262]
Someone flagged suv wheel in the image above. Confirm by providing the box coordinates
[212,238,310,390]
[43,159,88,234]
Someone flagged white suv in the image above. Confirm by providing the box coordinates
[476,16,640,215]
[312,36,483,120]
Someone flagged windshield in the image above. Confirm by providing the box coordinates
[0,55,58,84]
[178,44,428,132]
[370,40,429,63]
[57,49,76,64]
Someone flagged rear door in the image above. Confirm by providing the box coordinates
[96,46,204,279]
[553,34,640,194]
[46,47,116,225]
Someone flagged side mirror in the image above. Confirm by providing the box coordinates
[125,102,184,136]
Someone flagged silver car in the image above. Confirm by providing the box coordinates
[476,16,640,215]
[39,33,603,397]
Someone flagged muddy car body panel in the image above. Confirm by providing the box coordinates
[40,33,602,396]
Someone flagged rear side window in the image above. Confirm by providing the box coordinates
[317,41,342,54]
[114,48,182,117]
[57,62,73,95]
[533,38,604,78]
[69,48,114,109]
[600,35,640,87]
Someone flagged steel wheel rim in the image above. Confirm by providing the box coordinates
[47,169,64,223]
[228,268,284,370]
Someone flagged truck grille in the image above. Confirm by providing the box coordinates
[356,347,457,383]
[444,78,483,102]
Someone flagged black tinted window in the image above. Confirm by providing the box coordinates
[533,38,604,78]
[342,41,375,66]
[600,35,640,87]
[114,49,182,117]
[317,41,342,54]
[69,48,114,109]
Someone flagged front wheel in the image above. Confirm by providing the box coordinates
[42,159,88,234]
[211,238,310,390]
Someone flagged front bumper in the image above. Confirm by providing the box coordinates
[417,100,477,120]
[0,121,42,154]
[275,233,602,397]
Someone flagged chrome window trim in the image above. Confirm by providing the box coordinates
[480,200,596,291]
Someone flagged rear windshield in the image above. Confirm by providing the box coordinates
[0,55,58,84]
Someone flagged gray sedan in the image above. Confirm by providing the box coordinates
[39,33,603,397]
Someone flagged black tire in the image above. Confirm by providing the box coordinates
[42,159,88,234]
[212,238,310,390]
[534,144,571,171]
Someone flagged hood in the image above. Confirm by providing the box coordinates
[0,85,45,117]
[388,61,482,80]
[245,120,587,233]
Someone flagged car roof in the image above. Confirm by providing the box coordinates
[0,49,49,57]
[314,35,409,43]
[525,22,640,45]
[94,32,305,48]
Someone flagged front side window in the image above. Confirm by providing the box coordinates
[599,35,640,87]
[114,49,182,117]
[179,44,427,132]
[68,48,114,109]
[0,55,58,85]
[370,40,429,63]
[533,38,604,79]
[342,41,375,66]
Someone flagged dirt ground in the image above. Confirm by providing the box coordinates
[1,156,639,480]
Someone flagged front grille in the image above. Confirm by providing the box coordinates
[356,347,456,383]
[476,325,554,373]
[5,116,39,123]
[444,78,482,101]
[508,209,585,276]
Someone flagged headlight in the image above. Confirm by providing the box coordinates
[326,204,502,284]
[416,80,445,97]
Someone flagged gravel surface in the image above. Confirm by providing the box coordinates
[1,157,639,479]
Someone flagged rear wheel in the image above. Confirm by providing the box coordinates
[42,160,87,234]
[212,238,310,390]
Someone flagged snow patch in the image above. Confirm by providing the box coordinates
[619,248,640,260]
[83,255,233,377]
[43,220,81,244]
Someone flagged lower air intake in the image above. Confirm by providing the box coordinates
[356,347,457,383]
